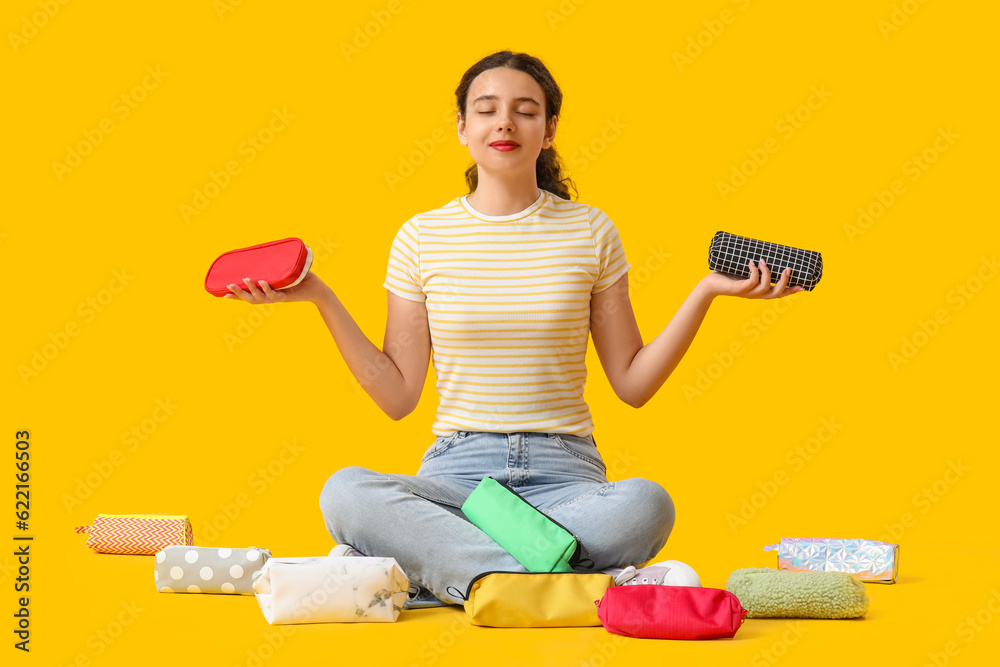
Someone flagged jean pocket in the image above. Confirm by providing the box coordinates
[420,431,468,463]
[550,433,606,472]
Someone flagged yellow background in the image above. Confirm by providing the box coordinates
[4,0,998,664]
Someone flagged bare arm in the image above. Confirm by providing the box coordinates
[311,286,431,420]
[224,272,431,420]
[590,272,713,408]
[590,260,803,408]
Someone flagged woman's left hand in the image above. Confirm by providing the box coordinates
[699,259,804,300]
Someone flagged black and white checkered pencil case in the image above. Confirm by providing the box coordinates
[708,231,823,291]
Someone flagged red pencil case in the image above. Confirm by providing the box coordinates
[596,585,747,640]
[204,237,312,297]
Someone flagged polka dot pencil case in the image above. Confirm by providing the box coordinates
[708,231,823,291]
[155,545,272,595]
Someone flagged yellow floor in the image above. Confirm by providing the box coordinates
[6,1,999,666]
[41,535,1000,666]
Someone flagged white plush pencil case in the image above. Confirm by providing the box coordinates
[251,556,409,624]
[154,545,271,594]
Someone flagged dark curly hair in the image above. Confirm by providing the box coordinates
[455,50,578,202]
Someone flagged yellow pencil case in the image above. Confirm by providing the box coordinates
[75,513,194,555]
[458,571,616,627]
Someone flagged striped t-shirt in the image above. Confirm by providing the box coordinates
[382,188,631,438]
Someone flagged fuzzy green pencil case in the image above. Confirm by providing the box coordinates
[726,567,869,619]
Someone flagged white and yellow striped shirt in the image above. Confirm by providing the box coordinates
[383,188,631,437]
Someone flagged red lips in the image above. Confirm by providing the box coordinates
[490,141,519,147]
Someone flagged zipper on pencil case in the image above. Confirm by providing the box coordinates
[461,569,612,601]
[97,514,188,519]
[492,478,590,567]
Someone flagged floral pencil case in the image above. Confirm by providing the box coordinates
[251,556,409,624]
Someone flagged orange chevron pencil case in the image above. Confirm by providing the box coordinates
[75,513,194,555]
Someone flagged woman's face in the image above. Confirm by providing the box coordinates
[458,67,557,174]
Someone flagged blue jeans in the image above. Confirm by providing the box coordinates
[318,431,675,607]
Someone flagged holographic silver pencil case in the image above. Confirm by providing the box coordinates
[763,537,899,584]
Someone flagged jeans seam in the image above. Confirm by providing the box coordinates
[421,431,464,463]
[550,433,606,472]
[387,474,465,509]
[545,484,609,513]
[410,489,462,509]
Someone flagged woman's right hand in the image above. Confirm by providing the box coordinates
[698,259,803,300]
[222,270,327,305]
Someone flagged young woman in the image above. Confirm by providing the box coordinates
[224,50,803,608]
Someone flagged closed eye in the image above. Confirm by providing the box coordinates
[477,112,535,116]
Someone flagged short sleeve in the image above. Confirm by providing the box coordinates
[589,206,631,294]
[382,217,425,302]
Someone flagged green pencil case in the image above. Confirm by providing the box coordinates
[726,567,869,619]
[461,477,590,573]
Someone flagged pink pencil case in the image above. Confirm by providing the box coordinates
[204,237,312,297]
